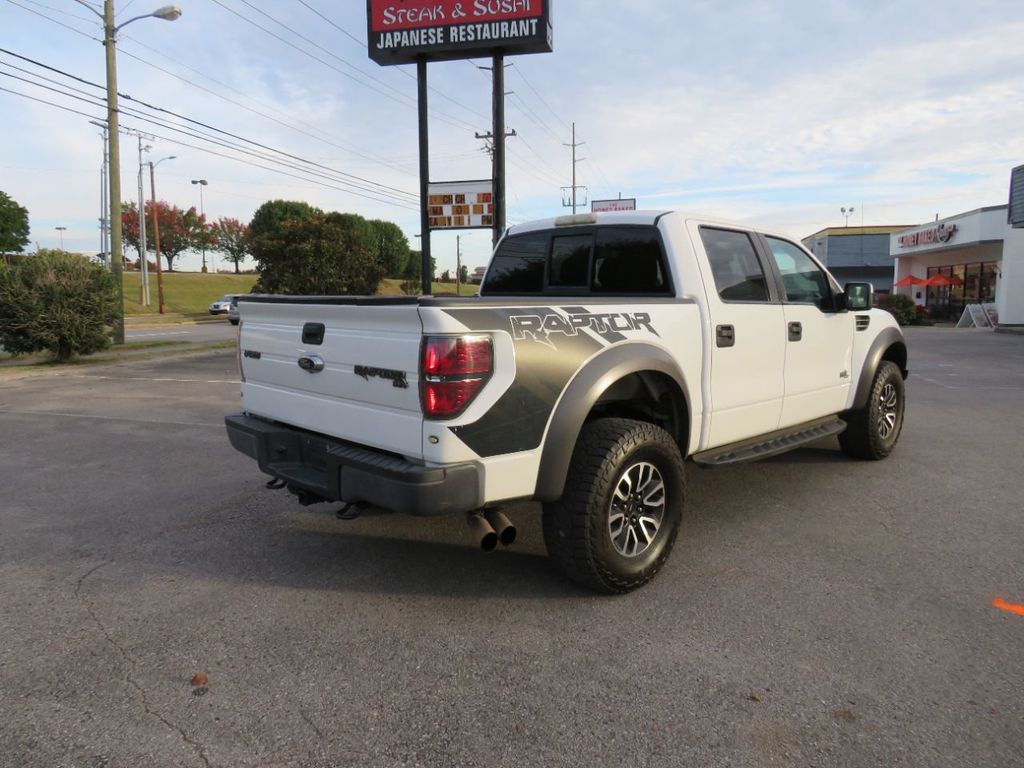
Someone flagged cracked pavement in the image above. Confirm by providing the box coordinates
[1,330,1023,767]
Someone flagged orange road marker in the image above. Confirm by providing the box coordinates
[993,598,1024,617]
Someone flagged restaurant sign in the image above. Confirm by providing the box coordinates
[897,222,959,249]
[427,180,494,230]
[367,0,553,66]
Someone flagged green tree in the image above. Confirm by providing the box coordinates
[0,249,118,361]
[0,190,31,254]
[399,250,437,295]
[214,217,251,274]
[122,200,204,271]
[368,219,410,278]
[458,264,469,284]
[254,212,383,295]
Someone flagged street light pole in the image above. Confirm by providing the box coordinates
[148,155,175,314]
[137,136,152,305]
[191,179,208,272]
[73,0,182,341]
[55,227,67,250]
[89,120,109,266]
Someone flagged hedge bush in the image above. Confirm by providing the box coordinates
[0,249,118,361]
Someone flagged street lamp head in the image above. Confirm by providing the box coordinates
[191,179,208,186]
[152,5,183,21]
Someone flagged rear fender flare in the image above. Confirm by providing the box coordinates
[533,343,690,502]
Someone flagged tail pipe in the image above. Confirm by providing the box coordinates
[466,512,498,552]
[484,509,516,546]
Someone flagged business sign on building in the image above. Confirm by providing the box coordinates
[428,180,494,230]
[367,0,553,66]
[897,222,959,249]
[1009,165,1024,229]
[591,198,637,213]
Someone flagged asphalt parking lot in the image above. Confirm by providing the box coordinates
[1,328,1022,768]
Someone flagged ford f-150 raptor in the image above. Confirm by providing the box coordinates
[225,211,908,593]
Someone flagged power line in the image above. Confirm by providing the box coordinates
[510,62,571,133]
[291,0,491,124]
[0,48,418,202]
[18,0,94,23]
[4,0,101,41]
[209,0,475,132]
[0,67,420,209]
[0,83,420,212]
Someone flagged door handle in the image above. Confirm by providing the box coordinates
[788,321,803,342]
[716,324,735,348]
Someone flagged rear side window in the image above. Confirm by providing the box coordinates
[549,234,591,287]
[700,227,771,302]
[483,232,546,293]
[481,226,670,295]
[592,228,668,293]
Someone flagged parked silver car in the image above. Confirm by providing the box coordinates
[209,294,237,316]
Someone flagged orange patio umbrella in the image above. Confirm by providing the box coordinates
[923,274,963,287]
[893,275,927,287]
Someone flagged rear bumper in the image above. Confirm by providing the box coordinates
[225,413,481,517]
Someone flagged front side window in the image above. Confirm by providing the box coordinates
[765,237,830,304]
[700,227,771,302]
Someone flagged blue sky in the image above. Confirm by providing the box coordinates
[1,0,1022,275]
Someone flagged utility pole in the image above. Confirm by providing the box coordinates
[417,59,431,295]
[456,235,461,296]
[104,0,125,342]
[89,120,109,267]
[475,59,515,245]
[135,133,153,305]
[148,162,166,314]
[562,122,586,214]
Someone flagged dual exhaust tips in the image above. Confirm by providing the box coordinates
[467,510,516,552]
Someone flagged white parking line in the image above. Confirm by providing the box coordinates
[70,375,239,384]
[0,409,222,428]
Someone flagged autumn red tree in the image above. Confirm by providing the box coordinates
[122,200,205,271]
[214,217,251,274]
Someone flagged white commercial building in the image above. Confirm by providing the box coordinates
[891,205,1024,325]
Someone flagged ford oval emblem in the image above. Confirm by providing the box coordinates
[297,355,325,373]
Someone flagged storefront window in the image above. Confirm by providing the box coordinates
[981,262,997,301]
[964,263,981,301]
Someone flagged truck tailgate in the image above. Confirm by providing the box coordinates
[237,299,424,460]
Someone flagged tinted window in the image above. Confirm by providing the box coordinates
[766,237,830,304]
[549,235,591,287]
[700,228,770,302]
[592,228,668,293]
[483,233,546,293]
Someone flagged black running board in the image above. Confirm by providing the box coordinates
[692,416,847,467]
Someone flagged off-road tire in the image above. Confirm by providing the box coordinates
[839,360,905,460]
[542,418,685,594]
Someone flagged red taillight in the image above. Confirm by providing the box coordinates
[421,336,492,418]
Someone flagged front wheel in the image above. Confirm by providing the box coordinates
[542,418,685,594]
[839,360,905,460]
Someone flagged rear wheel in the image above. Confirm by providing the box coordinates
[839,361,905,460]
[542,418,685,594]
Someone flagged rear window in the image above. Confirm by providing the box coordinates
[481,226,671,295]
[482,232,546,293]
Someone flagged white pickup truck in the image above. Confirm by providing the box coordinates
[226,211,908,593]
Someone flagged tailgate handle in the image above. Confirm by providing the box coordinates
[302,322,326,345]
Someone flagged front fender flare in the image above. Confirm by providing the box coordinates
[852,327,907,410]
[533,343,690,502]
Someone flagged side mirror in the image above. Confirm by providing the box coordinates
[844,282,873,311]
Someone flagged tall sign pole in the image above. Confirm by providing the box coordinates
[492,55,506,246]
[417,59,432,296]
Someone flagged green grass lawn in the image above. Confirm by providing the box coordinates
[124,272,258,316]
[123,273,477,314]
